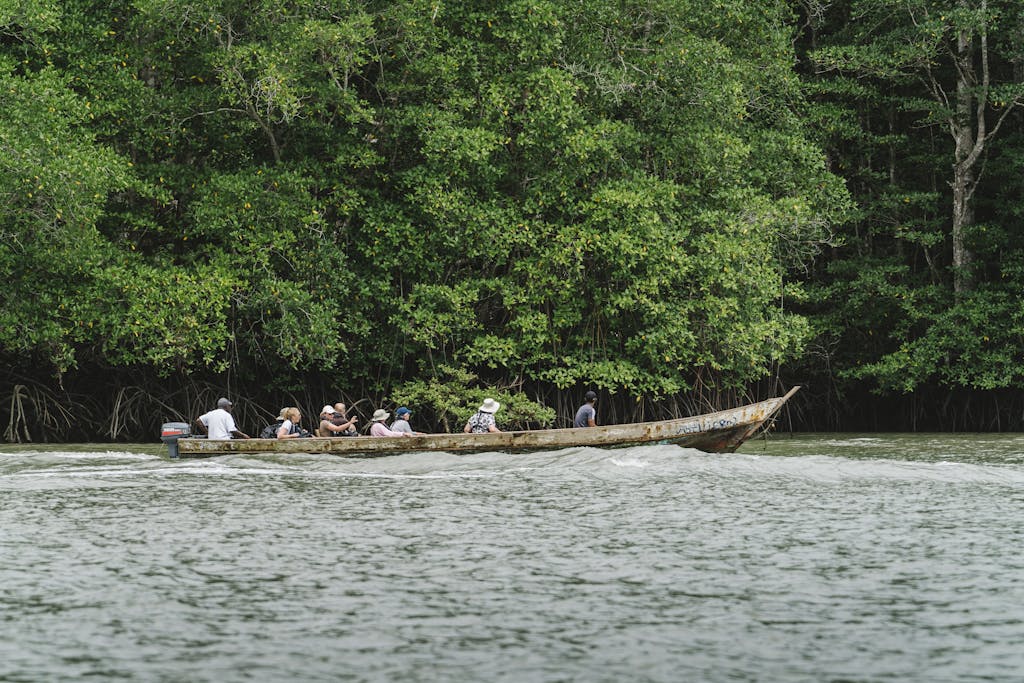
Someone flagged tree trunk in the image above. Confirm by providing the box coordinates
[951,6,977,295]
[951,160,974,294]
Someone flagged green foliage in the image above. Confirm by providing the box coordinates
[367,0,848,399]
[794,0,1024,404]
[0,58,139,373]
[846,287,1024,393]
[392,365,555,432]
[2,0,855,437]
[84,262,238,372]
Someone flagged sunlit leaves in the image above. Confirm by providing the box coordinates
[1,0,848,409]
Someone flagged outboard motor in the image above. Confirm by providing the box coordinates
[160,422,191,459]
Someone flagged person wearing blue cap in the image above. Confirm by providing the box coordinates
[390,406,424,435]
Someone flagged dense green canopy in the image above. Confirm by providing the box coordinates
[794,0,1024,427]
[3,0,1022,439]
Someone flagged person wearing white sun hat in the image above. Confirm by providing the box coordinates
[464,398,501,434]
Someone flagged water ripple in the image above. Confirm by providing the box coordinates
[2,438,1024,681]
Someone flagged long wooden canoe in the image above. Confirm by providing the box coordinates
[169,387,798,459]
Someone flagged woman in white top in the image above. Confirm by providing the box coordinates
[277,407,303,438]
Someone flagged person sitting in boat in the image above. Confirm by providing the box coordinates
[464,398,501,434]
[573,391,598,428]
[276,407,310,438]
[258,407,288,439]
[370,409,414,437]
[390,407,425,435]
[195,397,250,439]
[319,405,358,437]
[331,402,360,436]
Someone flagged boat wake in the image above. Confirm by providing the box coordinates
[2,443,1024,487]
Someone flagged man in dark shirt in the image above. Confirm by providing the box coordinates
[331,402,360,436]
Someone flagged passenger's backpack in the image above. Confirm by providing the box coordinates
[259,421,283,439]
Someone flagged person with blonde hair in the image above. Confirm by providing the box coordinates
[276,407,304,439]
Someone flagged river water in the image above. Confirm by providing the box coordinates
[2,434,1023,682]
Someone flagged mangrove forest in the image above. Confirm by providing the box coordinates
[2,0,1024,441]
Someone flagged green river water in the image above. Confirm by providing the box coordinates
[2,434,1022,681]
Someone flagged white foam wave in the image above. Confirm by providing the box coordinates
[706,452,1024,485]
[3,442,1024,486]
[0,450,156,460]
[608,457,650,468]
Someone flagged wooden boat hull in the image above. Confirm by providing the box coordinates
[172,387,798,459]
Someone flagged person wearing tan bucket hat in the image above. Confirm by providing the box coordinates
[464,398,501,434]
[369,408,413,437]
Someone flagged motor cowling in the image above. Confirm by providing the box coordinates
[160,422,191,459]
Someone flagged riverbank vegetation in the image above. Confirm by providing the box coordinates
[2,0,1022,441]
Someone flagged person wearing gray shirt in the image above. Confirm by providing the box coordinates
[573,391,598,428]
[390,407,422,434]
